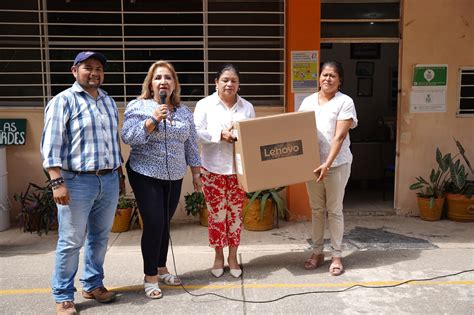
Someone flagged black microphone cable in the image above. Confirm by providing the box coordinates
[160,90,174,248]
[160,106,474,304]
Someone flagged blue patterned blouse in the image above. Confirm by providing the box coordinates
[121,98,201,180]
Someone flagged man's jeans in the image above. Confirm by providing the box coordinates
[52,170,119,302]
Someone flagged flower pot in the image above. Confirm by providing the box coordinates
[243,199,274,231]
[446,193,474,222]
[129,207,143,230]
[199,205,208,227]
[417,196,444,221]
[111,207,132,233]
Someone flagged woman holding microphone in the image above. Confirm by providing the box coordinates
[121,60,201,298]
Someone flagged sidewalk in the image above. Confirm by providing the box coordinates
[1,215,473,314]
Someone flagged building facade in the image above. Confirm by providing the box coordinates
[0,0,473,223]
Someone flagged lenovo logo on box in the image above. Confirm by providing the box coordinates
[260,140,303,161]
[234,111,319,192]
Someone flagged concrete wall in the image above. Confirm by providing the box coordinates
[396,0,474,215]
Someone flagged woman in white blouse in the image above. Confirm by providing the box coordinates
[194,64,255,278]
[298,60,358,276]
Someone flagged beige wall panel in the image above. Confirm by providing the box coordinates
[397,0,474,214]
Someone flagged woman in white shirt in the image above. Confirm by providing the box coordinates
[298,61,358,276]
[194,64,256,278]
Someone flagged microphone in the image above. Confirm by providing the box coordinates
[159,91,167,104]
[159,91,167,128]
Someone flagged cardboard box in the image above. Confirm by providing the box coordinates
[234,111,320,192]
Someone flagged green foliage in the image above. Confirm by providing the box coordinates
[244,187,287,221]
[117,195,135,208]
[445,138,473,198]
[184,191,206,217]
[409,147,450,199]
[14,169,57,235]
[410,138,473,200]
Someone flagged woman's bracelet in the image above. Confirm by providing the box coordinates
[149,115,160,127]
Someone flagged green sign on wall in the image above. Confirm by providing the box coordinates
[0,119,27,145]
[412,65,448,86]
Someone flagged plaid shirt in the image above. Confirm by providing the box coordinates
[41,82,122,171]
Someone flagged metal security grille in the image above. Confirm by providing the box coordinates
[320,1,400,43]
[458,67,474,117]
[0,0,285,107]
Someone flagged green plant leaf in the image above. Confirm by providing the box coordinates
[259,192,270,221]
[243,190,262,218]
[436,148,442,166]
[454,138,473,174]
[440,154,452,172]
[184,191,205,216]
[409,182,424,190]
[428,197,435,209]
[417,176,429,185]
[117,195,135,208]
[430,169,440,183]
[244,187,287,220]
[270,190,286,218]
[454,137,465,155]
[451,165,466,190]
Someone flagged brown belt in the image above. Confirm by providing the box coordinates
[67,169,114,176]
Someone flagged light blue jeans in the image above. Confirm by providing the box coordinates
[52,170,119,302]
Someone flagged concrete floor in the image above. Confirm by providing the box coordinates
[1,213,473,314]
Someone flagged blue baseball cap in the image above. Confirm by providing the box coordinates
[73,51,107,66]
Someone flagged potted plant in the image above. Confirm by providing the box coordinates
[444,138,474,222]
[243,187,287,231]
[409,148,450,221]
[111,195,135,233]
[129,204,143,230]
[14,170,57,235]
[184,191,208,226]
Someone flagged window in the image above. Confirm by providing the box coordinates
[458,67,474,117]
[0,0,284,107]
[321,1,400,42]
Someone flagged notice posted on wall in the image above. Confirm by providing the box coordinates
[410,89,446,113]
[291,50,319,93]
[410,64,447,113]
[294,93,311,112]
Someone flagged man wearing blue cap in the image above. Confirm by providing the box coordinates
[41,51,124,314]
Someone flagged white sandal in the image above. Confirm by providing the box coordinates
[144,281,162,299]
[158,273,182,286]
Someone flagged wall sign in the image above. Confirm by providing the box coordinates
[0,119,27,145]
[410,64,448,113]
[412,65,447,86]
[291,50,319,92]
